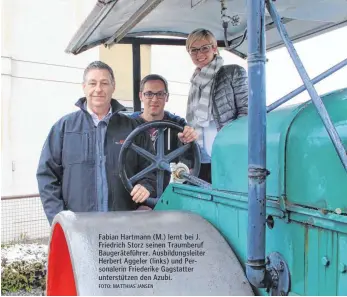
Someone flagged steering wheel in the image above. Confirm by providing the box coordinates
[118,120,201,208]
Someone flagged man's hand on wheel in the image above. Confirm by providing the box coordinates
[178,125,198,143]
[131,184,150,203]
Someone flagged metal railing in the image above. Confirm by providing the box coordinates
[1,194,50,245]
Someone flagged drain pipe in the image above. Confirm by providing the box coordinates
[246,0,269,288]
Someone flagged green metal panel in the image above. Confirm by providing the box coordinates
[286,88,347,211]
[212,88,347,207]
[155,185,347,295]
[319,231,338,295]
[305,228,319,295]
[338,235,347,295]
[155,88,347,295]
[212,105,294,197]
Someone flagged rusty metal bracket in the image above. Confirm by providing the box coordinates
[266,252,291,296]
[248,166,270,182]
[279,196,290,223]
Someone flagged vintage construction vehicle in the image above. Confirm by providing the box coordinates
[46,0,347,295]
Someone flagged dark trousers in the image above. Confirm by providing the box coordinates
[198,163,212,183]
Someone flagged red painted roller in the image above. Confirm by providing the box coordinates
[47,223,77,296]
[45,210,253,296]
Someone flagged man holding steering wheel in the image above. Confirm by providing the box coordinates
[130,74,198,190]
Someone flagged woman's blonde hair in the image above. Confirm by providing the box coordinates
[186,28,217,52]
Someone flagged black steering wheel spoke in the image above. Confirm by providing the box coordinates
[130,143,156,163]
[156,128,165,158]
[129,164,156,184]
[165,143,191,162]
[156,170,165,198]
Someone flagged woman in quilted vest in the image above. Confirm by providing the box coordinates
[185,28,248,183]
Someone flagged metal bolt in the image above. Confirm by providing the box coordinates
[320,208,328,215]
[335,208,342,215]
[321,256,330,267]
[278,261,284,272]
[338,263,346,273]
[307,217,314,225]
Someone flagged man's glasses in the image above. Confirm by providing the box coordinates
[189,44,213,56]
[143,91,168,100]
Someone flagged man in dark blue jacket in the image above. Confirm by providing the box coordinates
[37,61,156,225]
[130,74,198,189]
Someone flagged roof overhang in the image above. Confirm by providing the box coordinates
[66,0,347,58]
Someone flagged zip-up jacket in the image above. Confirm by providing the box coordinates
[37,98,156,224]
[212,64,248,130]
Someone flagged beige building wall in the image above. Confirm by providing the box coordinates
[1,0,151,196]
[100,45,151,104]
[1,0,99,196]
[1,0,151,243]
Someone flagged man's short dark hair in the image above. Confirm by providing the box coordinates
[83,61,115,85]
[140,74,169,93]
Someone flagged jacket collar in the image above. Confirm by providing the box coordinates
[75,97,126,114]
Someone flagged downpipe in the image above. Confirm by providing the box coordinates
[246,1,291,294]
[246,0,269,289]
